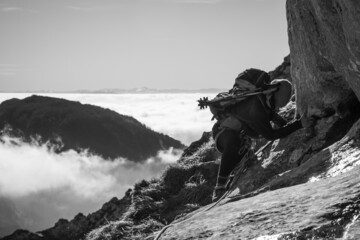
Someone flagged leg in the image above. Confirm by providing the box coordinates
[212,129,246,202]
[216,129,243,186]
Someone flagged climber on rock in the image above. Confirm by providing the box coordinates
[198,68,314,201]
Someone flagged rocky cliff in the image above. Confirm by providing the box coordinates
[287,0,360,117]
[0,95,184,161]
[2,0,360,239]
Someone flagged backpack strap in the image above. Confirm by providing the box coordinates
[254,71,268,87]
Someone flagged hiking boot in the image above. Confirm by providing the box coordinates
[212,185,227,202]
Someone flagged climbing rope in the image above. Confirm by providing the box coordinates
[153,141,273,240]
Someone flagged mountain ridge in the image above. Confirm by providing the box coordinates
[0,95,185,162]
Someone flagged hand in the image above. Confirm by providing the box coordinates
[301,116,316,129]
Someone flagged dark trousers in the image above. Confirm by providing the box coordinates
[213,126,250,186]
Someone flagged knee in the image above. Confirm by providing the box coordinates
[218,129,237,145]
[221,133,241,154]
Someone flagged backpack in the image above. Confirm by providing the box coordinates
[233,68,270,90]
[198,69,273,120]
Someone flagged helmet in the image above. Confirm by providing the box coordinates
[271,79,292,108]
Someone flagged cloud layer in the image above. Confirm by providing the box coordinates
[0,135,182,199]
[0,135,182,233]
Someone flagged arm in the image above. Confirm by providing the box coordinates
[271,112,287,127]
[231,96,302,140]
[247,110,302,140]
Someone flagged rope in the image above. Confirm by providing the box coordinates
[153,142,272,240]
[255,140,274,156]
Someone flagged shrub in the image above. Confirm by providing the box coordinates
[161,164,192,194]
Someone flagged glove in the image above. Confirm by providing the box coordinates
[300,116,316,129]
[300,115,317,141]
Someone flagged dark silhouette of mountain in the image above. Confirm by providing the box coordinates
[0,95,185,161]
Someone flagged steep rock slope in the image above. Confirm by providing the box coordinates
[155,108,360,239]
[0,95,184,161]
[161,166,360,239]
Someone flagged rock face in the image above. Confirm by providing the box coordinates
[287,0,360,117]
[0,95,184,161]
[157,110,360,239]
[161,167,360,239]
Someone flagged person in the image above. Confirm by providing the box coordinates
[208,68,311,201]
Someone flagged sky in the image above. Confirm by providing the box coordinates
[0,0,289,92]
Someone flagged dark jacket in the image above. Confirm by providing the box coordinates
[228,95,302,140]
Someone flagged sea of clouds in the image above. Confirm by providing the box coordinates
[0,92,216,235]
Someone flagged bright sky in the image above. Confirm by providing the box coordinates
[0,0,288,92]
